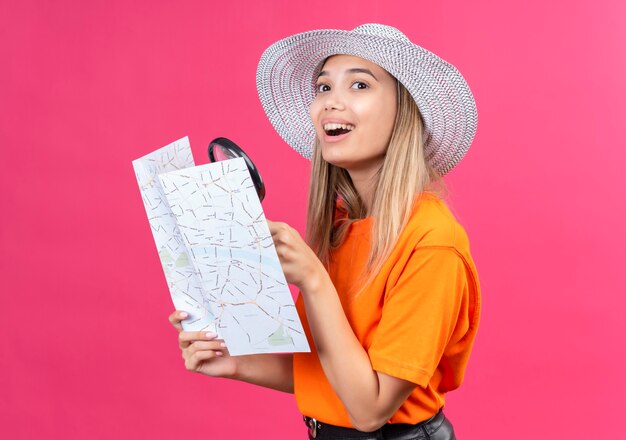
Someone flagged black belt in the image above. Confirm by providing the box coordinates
[303,409,455,439]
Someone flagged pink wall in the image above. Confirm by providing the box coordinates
[2,0,625,438]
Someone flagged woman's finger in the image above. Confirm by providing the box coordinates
[178,331,219,349]
[184,340,227,353]
[184,348,224,371]
[168,311,188,332]
[267,220,288,236]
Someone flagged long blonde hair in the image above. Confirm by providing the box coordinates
[305,82,442,287]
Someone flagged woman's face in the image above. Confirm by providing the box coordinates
[309,55,398,176]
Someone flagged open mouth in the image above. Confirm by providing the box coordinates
[324,123,354,137]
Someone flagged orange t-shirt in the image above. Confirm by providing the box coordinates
[293,193,481,426]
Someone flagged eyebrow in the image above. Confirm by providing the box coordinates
[317,68,379,81]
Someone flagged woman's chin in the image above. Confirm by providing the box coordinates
[322,152,385,177]
[322,154,351,170]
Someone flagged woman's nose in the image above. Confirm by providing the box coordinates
[323,90,345,111]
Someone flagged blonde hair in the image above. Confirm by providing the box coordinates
[305,82,442,289]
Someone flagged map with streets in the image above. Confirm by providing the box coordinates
[133,137,310,355]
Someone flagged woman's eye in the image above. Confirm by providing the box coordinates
[316,84,330,93]
[351,82,368,90]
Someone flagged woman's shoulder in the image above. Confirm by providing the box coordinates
[401,192,471,253]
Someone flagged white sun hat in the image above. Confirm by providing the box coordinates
[256,23,478,175]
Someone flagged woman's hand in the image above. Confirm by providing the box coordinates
[168,310,295,393]
[168,311,238,379]
[267,220,326,292]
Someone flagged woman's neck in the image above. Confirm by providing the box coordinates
[347,167,380,215]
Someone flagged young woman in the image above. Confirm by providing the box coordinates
[170,24,480,440]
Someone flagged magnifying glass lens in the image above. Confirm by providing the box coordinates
[208,137,266,202]
[212,145,237,161]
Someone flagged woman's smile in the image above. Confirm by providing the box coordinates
[321,119,356,142]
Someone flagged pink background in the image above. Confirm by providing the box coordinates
[2,0,625,438]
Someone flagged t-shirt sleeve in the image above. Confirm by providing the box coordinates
[368,247,470,387]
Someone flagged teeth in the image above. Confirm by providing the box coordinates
[323,123,354,131]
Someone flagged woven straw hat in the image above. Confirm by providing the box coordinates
[256,24,478,175]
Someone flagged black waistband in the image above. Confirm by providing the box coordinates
[303,409,447,439]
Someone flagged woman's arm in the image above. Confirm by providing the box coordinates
[301,275,416,431]
[268,221,416,431]
[170,311,294,393]
[236,353,294,393]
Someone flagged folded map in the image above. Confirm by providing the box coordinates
[132,137,310,356]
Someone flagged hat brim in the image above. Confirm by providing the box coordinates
[256,28,477,175]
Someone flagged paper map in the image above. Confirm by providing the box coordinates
[132,138,216,333]
[133,137,310,356]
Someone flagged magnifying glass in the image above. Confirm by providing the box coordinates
[208,137,266,202]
